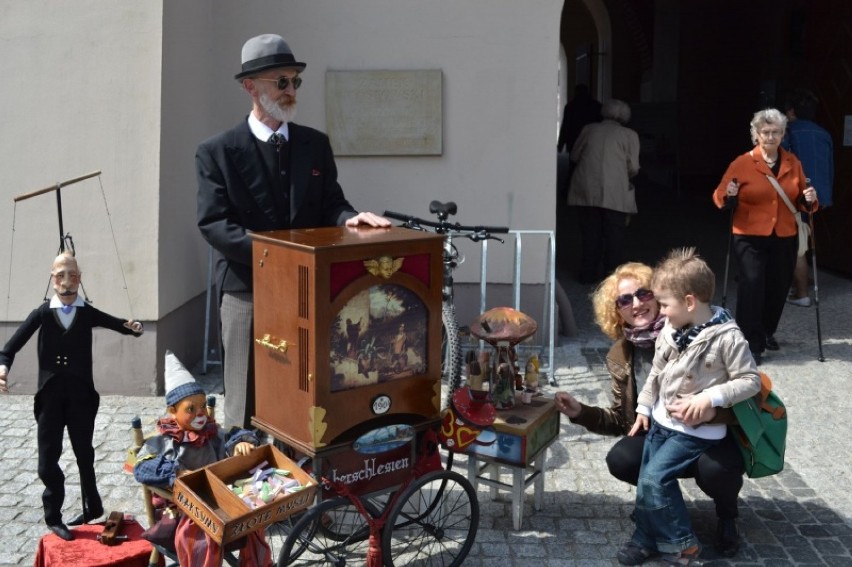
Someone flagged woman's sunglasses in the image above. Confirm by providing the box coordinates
[615,288,655,310]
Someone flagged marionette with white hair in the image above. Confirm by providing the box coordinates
[0,252,144,541]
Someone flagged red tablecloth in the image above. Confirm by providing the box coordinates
[34,520,161,567]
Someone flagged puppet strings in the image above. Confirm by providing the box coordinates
[3,176,137,340]
[96,176,135,320]
[3,204,19,344]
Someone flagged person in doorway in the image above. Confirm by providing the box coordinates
[197,33,391,430]
[712,108,817,364]
[567,99,640,284]
[782,89,834,307]
[0,253,144,541]
[557,83,602,155]
[616,248,760,566]
[555,261,747,558]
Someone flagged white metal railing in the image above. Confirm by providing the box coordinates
[475,230,557,386]
[202,246,221,373]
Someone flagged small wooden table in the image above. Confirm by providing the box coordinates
[457,393,559,530]
[34,520,156,567]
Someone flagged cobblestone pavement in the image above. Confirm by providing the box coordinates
[0,268,849,566]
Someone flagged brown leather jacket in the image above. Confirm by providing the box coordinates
[570,338,735,436]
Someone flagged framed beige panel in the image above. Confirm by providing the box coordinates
[326,70,442,156]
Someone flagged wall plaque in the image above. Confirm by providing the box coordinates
[326,70,442,156]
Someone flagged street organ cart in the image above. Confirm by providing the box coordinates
[245,226,479,566]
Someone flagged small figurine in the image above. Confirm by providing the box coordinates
[134,352,269,565]
[466,350,487,391]
[0,253,143,541]
[492,361,517,409]
[524,354,541,393]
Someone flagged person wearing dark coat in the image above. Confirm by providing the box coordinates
[0,253,144,541]
[196,34,390,430]
[557,83,602,154]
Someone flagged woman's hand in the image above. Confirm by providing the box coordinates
[0,366,8,393]
[666,393,715,426]
[803,186,817,204]
[554,391,582,418]
[628,414,649,436]
[725,180,739,197]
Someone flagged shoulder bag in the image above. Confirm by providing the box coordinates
[766,174,809,256]
[731,372,787,478]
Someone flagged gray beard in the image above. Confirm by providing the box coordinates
[259,92,297,124]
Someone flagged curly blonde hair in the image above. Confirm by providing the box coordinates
[591,262,654,340]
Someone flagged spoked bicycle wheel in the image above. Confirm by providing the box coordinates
[278,496,378,566]
[264,515,300,563]
[381,470,479,567]
[441,303,463,398]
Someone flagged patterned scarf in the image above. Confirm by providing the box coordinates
[622,313,666,349]
[672,307,732,352]
[156,417,219,448]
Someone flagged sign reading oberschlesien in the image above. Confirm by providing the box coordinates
[326,70,443,156]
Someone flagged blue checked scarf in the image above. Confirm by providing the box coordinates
[672,307,732,352]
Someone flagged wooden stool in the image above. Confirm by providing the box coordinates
[458,394,559,530]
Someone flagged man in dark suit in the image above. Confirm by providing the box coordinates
[0,253,144,541]
[197,34,390,430]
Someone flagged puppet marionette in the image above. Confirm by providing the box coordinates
[0,253,144,541]
[134,351,272,566]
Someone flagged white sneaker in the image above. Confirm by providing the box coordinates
[786,296,811,307]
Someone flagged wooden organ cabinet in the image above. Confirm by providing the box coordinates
[250,226,444,457]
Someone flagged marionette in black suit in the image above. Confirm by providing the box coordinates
[196,33,390,430]
[0,253,144,541]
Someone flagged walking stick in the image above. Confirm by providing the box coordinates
[806,200,825,362]
[721,178,738,308]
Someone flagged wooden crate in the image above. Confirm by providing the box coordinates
[172,445,317,545]
[250,226,444,455]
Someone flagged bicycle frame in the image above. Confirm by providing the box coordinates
[384,202,508,399]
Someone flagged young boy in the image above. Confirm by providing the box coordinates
[617,248,760,566]
[134,351,268,565]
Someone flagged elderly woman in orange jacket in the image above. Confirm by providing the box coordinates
[712,108,817,363]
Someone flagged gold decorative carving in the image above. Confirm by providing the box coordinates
[364,256,404,279]
[309,406,328,448]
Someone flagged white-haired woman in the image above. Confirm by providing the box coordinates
[568,99,640,284]
[712,108,818,363]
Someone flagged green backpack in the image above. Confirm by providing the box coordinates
[731,372,787,478]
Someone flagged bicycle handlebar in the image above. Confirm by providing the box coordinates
[383,210,510,237]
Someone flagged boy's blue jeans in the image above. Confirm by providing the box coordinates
[631,422,720,554]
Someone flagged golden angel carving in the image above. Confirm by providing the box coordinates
[364,256,404,279]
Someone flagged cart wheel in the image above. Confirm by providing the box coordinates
[278,496,378,566]
[381,470,479,567]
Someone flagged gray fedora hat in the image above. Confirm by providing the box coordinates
[235,34,306,80]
